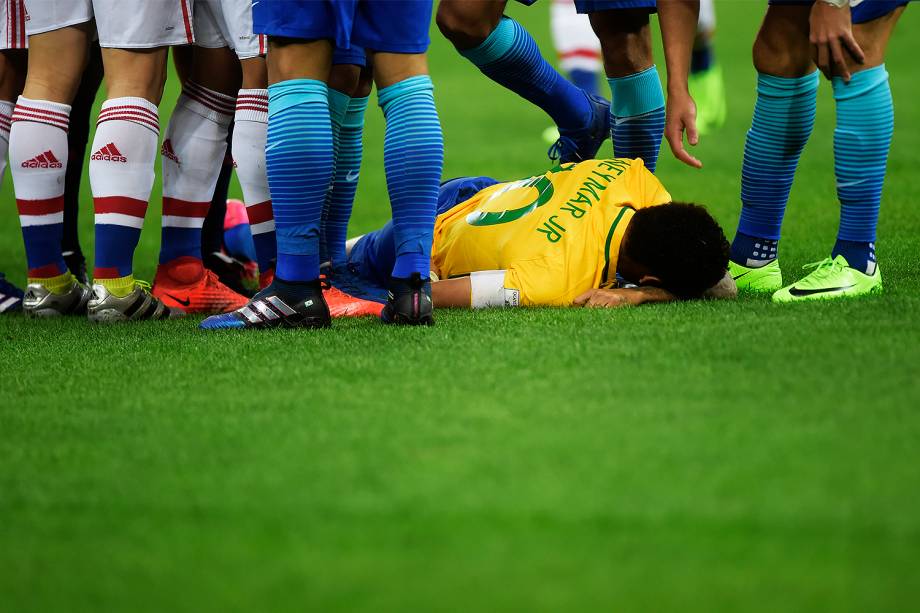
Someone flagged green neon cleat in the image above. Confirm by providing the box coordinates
[772,255,882,303]
[689,64,726,135]
[729,259,782,292]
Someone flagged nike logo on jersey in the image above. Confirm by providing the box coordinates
[346,170,360,182]
[788,284,856,297]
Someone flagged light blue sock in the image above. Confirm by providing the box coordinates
[831,65,893,274]
[266,79,332,282]
[607,66,666,172]
[326,95,368,267]
[319,88,351,264]
[379,75,443,279]
[460,17,592,133]
[733,71,819,265]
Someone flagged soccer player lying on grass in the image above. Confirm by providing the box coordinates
[343,158,733,311]
[201,157,731,327]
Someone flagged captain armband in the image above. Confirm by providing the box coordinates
[470,270,521,309]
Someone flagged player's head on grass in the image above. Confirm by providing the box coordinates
[619,202,730,299]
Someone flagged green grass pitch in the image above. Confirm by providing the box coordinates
[2,3,920,611]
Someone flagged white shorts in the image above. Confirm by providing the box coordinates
[24,0,195,48]
[195,0,262,59]
[1,0,28,49]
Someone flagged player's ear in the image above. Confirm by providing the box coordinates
[637,274,663,287]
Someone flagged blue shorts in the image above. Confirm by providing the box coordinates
[768,0,909,23]
[515,0,656,13]
[332,45,366,67]
[253,0,432,54]
[349,176,500,286]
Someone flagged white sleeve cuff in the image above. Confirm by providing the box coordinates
[470,270,519,308]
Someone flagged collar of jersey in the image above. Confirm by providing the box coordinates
[601,206,636,284]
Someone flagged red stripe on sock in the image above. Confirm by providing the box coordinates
[246,200,274,225]
[93,266,122,279]
[28,263,66,278]
[162,197,210,218]
[560,49,602,60]
[17,196,65,216]
[94,196,148,217]
[183,90,235,116]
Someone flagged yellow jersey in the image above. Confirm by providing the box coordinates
[431,158,672,306]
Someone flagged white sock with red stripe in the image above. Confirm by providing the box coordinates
[232,88,275,273]
[8,97,71,280]
[89,97,159,293]
[158,81,234,268]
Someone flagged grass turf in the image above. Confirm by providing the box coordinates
[2,3,920,611]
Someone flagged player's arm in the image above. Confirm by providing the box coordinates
[574,286,676,308]
[657,0,702,169]
[431,277,472,308]
[431,270,522,309]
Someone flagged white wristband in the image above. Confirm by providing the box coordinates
[820,0,849,8]
[470,270,519,308]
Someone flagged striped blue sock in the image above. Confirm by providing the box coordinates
[607,66,665,172]
[326,95,368,267]
[319,88,351,264]
[831,65,893,275]
[570,69,600,97]
[460,17,592,132]
[379,75,443,279]
[266,79,332,282]
[733,71,818,265]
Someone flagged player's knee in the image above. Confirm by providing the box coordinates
[752,28,812,77]
[436,3,497,49]
[329,63,361,97]
[601,36,653,77]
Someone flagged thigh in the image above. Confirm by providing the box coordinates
[352,0,432,54]
[436,0,507,47]
[0,49,27,101]
[266,38,333,84]
[753,4,813,77]
[22,24,92,103]
[190,45,241,95]
[849,5,906,72]
[588,8,653,77]
[93,0,194,49]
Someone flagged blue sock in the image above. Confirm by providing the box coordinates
[831,65,893,275]
[16,197,67,278]
[460,17,592,132]
[379,75,443,279]
[607,66,665,172]
[734,71,819,265]
[326,95,368,267]
[266,79,332,282]
[319,88,351,264]
[569,68,600,97]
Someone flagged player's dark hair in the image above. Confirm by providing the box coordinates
[622,202,730,299]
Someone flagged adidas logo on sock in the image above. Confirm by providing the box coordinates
[91,143,127,163]
[21,150,63,169]
[161,139,180,164]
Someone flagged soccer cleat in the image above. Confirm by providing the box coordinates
[772,255,882,303]
[0,273,25,313]
[22,276,91,318]
[199,279,331,330]
[688,64,727,135]
[547,93,611,164]
[381,273,434,326]
[153,256,249,314]
[326,263,388,304]
[729,259,783,292]
[203,251,255,297]
[63,250,89,285]
[88,281,182,323]
[324,285,384,318]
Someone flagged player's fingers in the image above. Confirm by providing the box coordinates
[573,291,593,306]
[687,116,700,147]
[668,128,703,169]
[816,43,831,79]
[830,38,850,82]
[842,31,866,64]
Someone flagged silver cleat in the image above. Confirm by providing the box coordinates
[23,278,91,317]
[87,281,183,323]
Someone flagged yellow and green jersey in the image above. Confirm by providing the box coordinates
[431,158,672,306]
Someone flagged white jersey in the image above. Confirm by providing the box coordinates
[1,0,27,49]
[550,0,601,74]
[195,0,263,59]
[24,0,195,48]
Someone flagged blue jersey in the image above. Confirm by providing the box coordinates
[253,0,432,54]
